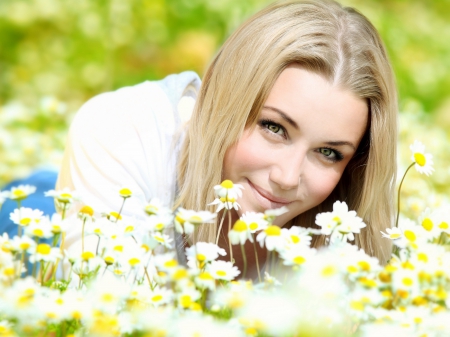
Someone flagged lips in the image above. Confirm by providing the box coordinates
[247,179,292,209]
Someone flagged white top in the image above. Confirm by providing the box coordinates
[57,71,201,256]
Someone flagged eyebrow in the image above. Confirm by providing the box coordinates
[262,105,299,130]
[263,105,357,151]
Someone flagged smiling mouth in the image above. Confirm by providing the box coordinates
[247,179,292,209]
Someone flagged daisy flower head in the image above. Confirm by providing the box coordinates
[24,218,53,239]
[144,198,171,216]
[207,260,240,281]
[410,140,434,176]
[228,219,253,245]
[256,225,284,251]
[5,184,36,202]
[264,206,288,223]
[174,208,216,235]
[118,187,133,199]
[29,243,62,263]
[78,205,95,221]
[240,211,268,233]
[186,242,226,269]
[209,180,244,213]
[9,207,44,227]
[44,187,80,205]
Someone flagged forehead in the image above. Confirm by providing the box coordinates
[264,65,368,144]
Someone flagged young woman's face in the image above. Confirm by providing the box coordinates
[222,65,368,226]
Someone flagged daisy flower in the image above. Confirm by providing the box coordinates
[78,205,95,221]
[148,286,174,307]
[151,232,173,249]
[118,187,133,199]
[228,219,252,245]
[264,206,288,223]
[279,245,316,267]
[209,180,244,212]
[282,226,312,247]
[174,208,216,235]
[194,271,216,290]
[185,242,226,269]
[256,225,284,251]
[207,260,240,281]
[24,218,53,239]
[28,243,62,263]
[380,226,403,240]
[240,211,268,233]
[410,140,434,176]
[4,184,36,201]
[144,198,171,216]
[44,188,80,205]
[177,286,201,309]
[11,235,36,253]
[9,207,44,227]
[145,213,174,233]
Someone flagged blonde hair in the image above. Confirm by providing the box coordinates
[176,0,397,264]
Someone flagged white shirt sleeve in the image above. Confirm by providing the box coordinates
[57,72,200,257]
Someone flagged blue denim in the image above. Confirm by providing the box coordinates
[0,169,58,240]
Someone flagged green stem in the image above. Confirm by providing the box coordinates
[61,203,67,220]
[240,244,247,279]
[215,208,228,245]
[116,198,126,223]
[395,162,415,228]
[228,212,233,263]
[81,218,87,254]
[251,234,261,283]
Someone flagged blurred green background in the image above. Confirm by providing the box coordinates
[1,0,449,215]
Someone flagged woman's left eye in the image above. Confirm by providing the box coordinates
[318,148,343,162]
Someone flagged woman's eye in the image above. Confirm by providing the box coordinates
[320,148,333,157]
[318,148,344,162]
[260,119,286,137]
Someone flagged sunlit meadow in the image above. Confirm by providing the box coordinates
[1,0,450,336]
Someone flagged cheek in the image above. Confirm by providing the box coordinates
[306,168,343,206]
[223,132,268,177]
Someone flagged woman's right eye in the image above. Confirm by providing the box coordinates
[259,119,286,138]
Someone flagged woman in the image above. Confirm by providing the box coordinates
[57,0,397,267]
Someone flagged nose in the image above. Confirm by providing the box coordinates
[269,149,305,190]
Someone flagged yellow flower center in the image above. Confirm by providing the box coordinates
[60,193,72,199]
[155,223,164,230]
[293,256,306,265]
[36,244,51,255]
[439,222,448,229]
[265,225,281,236]
[418,252,428,262]
[79,205,94,216]
[114,245,123,252]
[32,229,44,237]
[199,272,213,280]
[422,218,433,231]
[350,301,364,311]
[358,261,371,271]
[173,269,188,280]
[189,215,202,224]
[3,267,15,277]
[104,256,115,265]
[233,220,247,232]
[13,190,26,198]
[180,295,192,308]
[291,235,300,244]
[197,253,206,262]
[19,242,30,250]
[164,259,178,268]
[152,295,163,302]
[220,180,234,189]
[20,218,31,226]
[101,293,114,302]
[216,270,227,277]
[129,258,140,266]
[347,266,358,273]
[175,214,185,225]
[119,188,132,198]
[110,212,122,220]
[81,251,95,260]
[321,265,337,277]
[414,153,426,166]
[249,222,258,231]
[404,230,416,242]
[402,277,413,287]
[145,205,158,215]
[390,233,401,239]
[125,226,134,232]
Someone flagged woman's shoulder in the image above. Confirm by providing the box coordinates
[72,71,201,132]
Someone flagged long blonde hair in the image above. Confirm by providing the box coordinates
[176,0,397,264]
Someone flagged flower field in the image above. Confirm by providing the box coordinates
[1,0,450,336]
